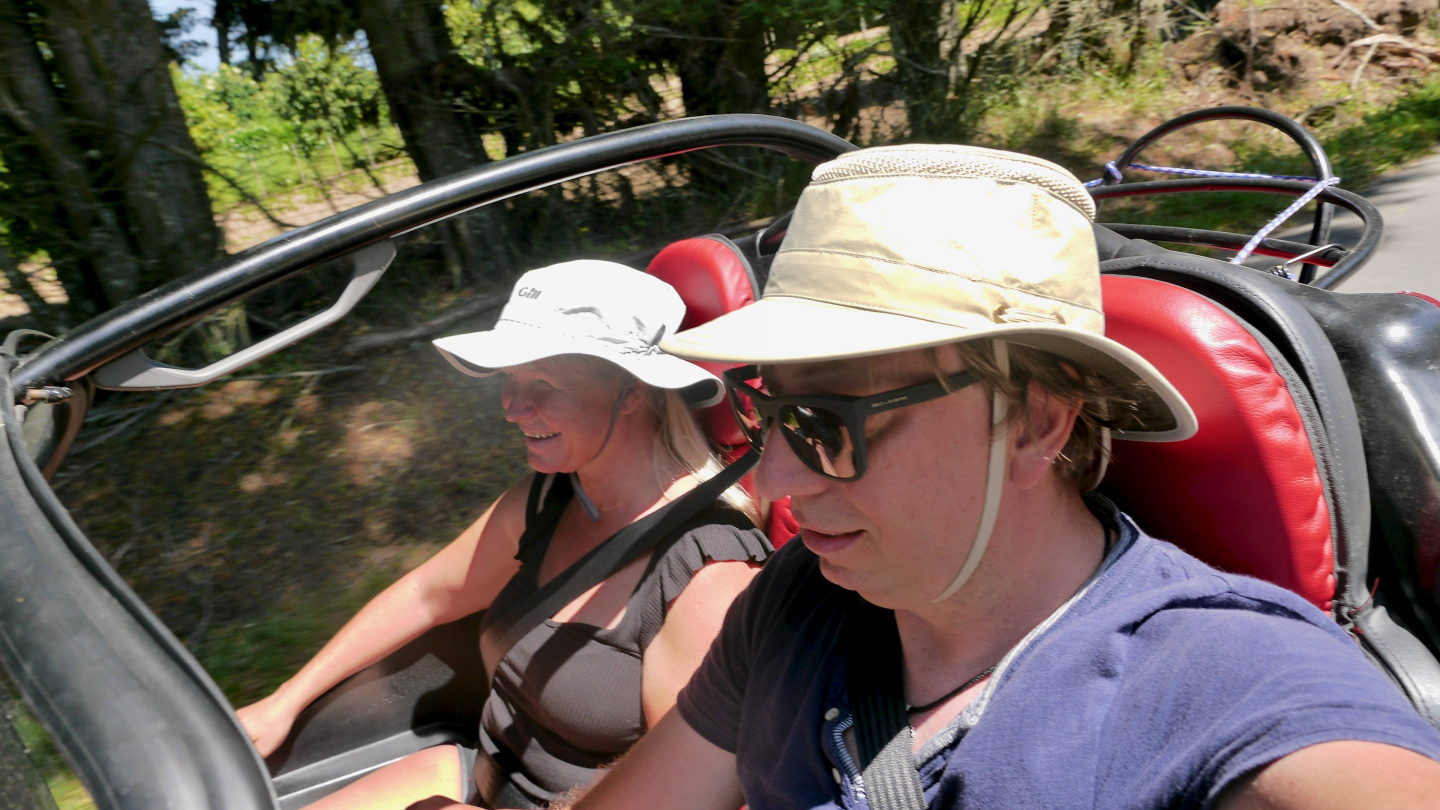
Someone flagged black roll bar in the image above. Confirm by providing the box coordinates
[1100,224,1347,268]
[0,356,279,810]
[1089,177,1382,289]
[14,115,856,393]
[1098,106,1336,282]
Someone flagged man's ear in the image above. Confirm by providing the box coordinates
[1010,380,1081,489]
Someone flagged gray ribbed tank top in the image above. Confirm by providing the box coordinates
[476,473,771,807]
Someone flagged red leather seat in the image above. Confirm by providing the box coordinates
[1101,275,1336,612]
[648,236,799,547]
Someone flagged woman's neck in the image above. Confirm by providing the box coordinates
[569,418,685,521]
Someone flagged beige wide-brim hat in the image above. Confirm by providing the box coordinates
[660,144,1197,441]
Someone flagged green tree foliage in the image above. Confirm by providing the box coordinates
[0,0,1071,326]
[175,45,399,210]
[197,0,899,281]
[176,65,291,200]
[270,36,388,184]
[272,38,384,148]
[446,0,666,151]
[441,0,884,151]
[439,0,890,231]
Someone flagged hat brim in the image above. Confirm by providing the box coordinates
[434,326,724,408]
[660,296,1196,441]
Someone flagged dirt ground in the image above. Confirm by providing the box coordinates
[216,164,423,253]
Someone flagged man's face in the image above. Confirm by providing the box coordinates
[753,347,995,610]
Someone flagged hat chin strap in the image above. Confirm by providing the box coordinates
[931,341,1010,603]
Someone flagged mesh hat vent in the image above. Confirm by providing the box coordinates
[810,144,1096,221]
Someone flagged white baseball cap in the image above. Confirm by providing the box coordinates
[433,260,724,407]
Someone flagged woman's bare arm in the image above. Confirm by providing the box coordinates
[639,560,760,727]
[236,476,532,756]
[566,710,744,810]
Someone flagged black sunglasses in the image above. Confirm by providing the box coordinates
[721,364,979,481]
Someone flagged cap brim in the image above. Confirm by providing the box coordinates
[661,296,1196,441]
[434,327,724,408]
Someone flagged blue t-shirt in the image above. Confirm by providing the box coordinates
[676,508,1440,809]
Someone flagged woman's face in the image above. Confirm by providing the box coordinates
[500,359,630,474]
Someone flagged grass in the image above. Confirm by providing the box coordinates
[54,329,531,707]
[1101,79,1440,242]
[196,568,400,704]
[768,29,893,101]
[7,695,95,810]
[202,125,413,213]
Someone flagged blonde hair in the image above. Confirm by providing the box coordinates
[643,387,760,524]
[532,354,759,522]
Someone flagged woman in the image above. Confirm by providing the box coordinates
[237,260,771,809]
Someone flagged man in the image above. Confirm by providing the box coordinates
[555,145,1440,809]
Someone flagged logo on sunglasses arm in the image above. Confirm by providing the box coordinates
[869,396,909,409]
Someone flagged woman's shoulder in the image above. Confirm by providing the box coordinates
[669,499,773,565]
[632,502,772,648]
[659,502,769,565]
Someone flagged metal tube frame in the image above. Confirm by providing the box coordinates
[1097,106,1336,283]
[13,115,856,394]
[1089,177,1381,289]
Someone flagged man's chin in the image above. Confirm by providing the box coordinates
[815,558,903,607]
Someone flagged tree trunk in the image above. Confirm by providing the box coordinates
[359,123,375,166]
[212,0,232,65]
[291,145,306,184]
[325,130,343,175]
[637,2,770,203]
[1044,0,1172,68]
[34,0,221,296]
[247,152,265,196]
[884,0,957,142]
[0,0,140,316]
[665,8,770,118]
[355,0,512,281]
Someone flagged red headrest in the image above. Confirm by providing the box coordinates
[1101,275,1336,612]
[648,236,758,330]
[648,236,758,449]
[648,237,796,547]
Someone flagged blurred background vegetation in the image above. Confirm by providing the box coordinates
[6,0,1440,806]
[5,0,1440,331]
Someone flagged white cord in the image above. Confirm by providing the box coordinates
[569,473,602,521]
[932,342,1010,603]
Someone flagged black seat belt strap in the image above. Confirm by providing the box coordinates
[846,599,928,810]
[481,450,759,679]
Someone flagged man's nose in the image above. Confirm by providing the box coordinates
[755,424,828,502]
